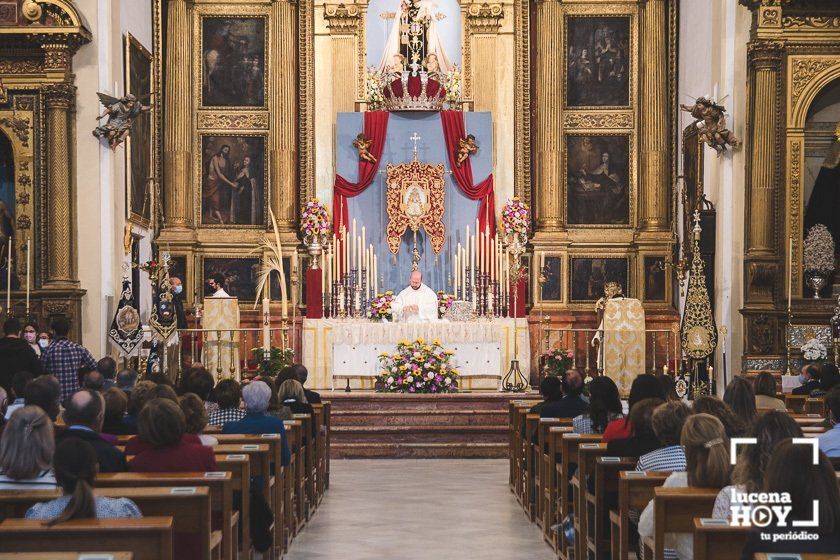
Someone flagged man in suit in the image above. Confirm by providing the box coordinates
[55,389,127,472]
[793,364,822,395]
[539,369,590,419]
[0,318,42,394]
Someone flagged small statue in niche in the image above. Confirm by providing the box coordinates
[455,134,478,167]
[680,97,741,156]
[353,133,377,164]
[93,92,152,151]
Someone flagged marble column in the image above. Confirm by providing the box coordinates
[533,0,562,231]
[272,0,299,230]
[163,0,193,228]
[639,0,669,232]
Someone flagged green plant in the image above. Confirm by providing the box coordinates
[251,346,295,376]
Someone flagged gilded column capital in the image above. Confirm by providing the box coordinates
[43,82,76,108]
[467,3,504,34]
[747,40,784,68]
[40,42,73,71]
[324,4,361,33]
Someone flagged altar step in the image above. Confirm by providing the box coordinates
[331,409,508,427]
[331,442,508,459]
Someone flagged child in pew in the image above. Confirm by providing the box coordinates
[741,439,840,557]
[602,374,666,442]
[573,375,623,435]
[712,410,803,520]
[129,399,217,472]
[638,414,731,560]
[0,406,57,489]
[691,396,747,438]
[26,438,141,522]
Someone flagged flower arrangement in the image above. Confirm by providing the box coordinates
[370,290,395,321]
[365,67,386,110]
[801,338,828,362]
[437,291,455,318]
[442,67,462,108]
[376,338,459,393]
[300,198,331,240]
[542,347,575,377]
[804,224,836,274]
[501,198,531,237]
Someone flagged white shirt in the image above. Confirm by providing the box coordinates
[391,283,439,323]
[210,288,231,298]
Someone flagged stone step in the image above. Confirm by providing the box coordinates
[330,409,508,427]
[330,424,507,444]
[324,392,538,412]
[331,442,508,459]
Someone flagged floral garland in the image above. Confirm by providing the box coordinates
[803,224,836,274]
[377,338,459,393]
[437,291,455,318]
[364,67,386,110]
[802,338,827,362]
[502,197,530,236]
[300,198,331,239]
[371,291,395,321]
[542,347,575,377]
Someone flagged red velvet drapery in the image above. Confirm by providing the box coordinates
[440,110,496,235]
[332,111,390,235]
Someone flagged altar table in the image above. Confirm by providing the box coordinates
[301,318,530,390]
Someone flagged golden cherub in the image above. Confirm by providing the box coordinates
[353,133,377,164]
[455,134,478,167]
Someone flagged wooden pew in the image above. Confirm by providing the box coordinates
[588,456,638,560]
[785,394,808,414]
[641,486,719,560]
[97,473,234,560]
[557,433,602,560]
[805,397,827,417]
[0,487,220,560]
[323,401,332,491]
[212,453,251,557]
[293,413,317,519]
[536,418,568,529]
[544,425,574,551]
[523,413,541,521]
[284,420,305,536]
[511,403,537,504]
[0,517,174,560]
[312,403,327,504]
[609,470,670,560]
[691,518,749,560]
[572,442,608,560]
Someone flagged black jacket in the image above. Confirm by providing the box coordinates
[792,379,821,395]
[304,388,321,404]
[172,291,188,329]
[0,337,43,394]
[56,427,128,473]
[539,395,590,419]
[605,434,662,458]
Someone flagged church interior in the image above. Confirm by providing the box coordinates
[1,0,840,558]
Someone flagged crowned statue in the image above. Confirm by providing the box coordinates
[377,0,454,75]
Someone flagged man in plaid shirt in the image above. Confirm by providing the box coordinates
[40,317,97,402]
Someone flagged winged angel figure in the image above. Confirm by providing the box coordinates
[92,92,152,150]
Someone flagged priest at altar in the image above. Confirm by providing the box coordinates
[390,270,439,323]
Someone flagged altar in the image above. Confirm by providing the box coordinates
[302,318,530,390]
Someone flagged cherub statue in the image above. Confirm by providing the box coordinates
[353,133,377,164]
[93,92,152,151]
[680,96,740,156]
[455,134,478,167]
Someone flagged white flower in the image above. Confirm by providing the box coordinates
[426,372,434,380]
[424,362,431,369]
[391,367,397,373]
[407,376,414,383]
[387,376,394,384]
[802,338,828,361]
[444,378,452,385]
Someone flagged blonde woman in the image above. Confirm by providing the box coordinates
[0,406,57,489]
[638,413,732,559]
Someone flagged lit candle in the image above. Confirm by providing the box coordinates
[262,297,271,351]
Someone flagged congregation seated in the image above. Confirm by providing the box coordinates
[125,385,202,456]
[277,378,315,418]
[262,377,293,421]
[96,356,118,391]
[82,370,106,392]
[0,406,57,489]
[528,375,562,416]
[573,375,623,434]
[120,380,156,433]
[178,366,218,415]
[722,375,757,428]
[115,367,138,395]
[179,392,218,446]
[741,439,840,557]
[23,375,62,423]
[538,369,589,419]
[638,413,731,560]
[56,389,127,472]
[793,363,821,395]
[207,379,246,426]
[101,387,132,435]
[606,397,664,457]
[636,400,690,471]
[223,380,291,466]
[812,362,840,397]
[128,399,217,472]
[603,374,665,442]
[656,373,679,401]
[25,438,141,521]
[817,385,840,457]
[5,370,33,419]
[752,371,785,410]
[691,395,746,437]
[712,409,802,519]
[287,364,321,405]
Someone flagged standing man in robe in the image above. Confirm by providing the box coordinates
[391,270,438,323]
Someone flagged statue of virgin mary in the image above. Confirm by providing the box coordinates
[376,0,455,75]
[804,122,840,247]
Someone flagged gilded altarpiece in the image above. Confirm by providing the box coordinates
[739,1,840,372]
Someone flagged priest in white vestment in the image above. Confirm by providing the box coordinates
[391,270,439,323]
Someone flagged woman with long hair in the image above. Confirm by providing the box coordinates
[638,414,732,559]
[602,374,665,442]
[722,375,757,429]
[752,372,785,410]
[573,376,623,434]
[25,438,140,523]
[0,406,56,489]
[692,395,746,438]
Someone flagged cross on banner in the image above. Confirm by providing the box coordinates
[410,132,421,159]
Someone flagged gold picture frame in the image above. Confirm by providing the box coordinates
[124,32,154,227]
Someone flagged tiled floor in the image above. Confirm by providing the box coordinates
[285,459,556,560]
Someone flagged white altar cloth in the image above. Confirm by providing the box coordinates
[302,318,530,390]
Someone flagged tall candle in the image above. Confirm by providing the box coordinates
[352,219,357,269]
[342,227,348,275]
[262,297,271,351]
[368,244,373,296]
[373,254,378,296]
[788,235,793,304]
[455,243,461,298]
[361,226,366,271]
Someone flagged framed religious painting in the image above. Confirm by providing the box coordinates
[201,16,267,108]
[565,134,630,226]
[565,15,631,108]
[540,256,562,302]
[124,33,154,226]
[199,134,267,227]
[643,255,667,302]
[202,256,261,303]
[570,257,629,302]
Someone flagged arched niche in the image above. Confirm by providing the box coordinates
[802,78,840,210]
[0,130,13,273]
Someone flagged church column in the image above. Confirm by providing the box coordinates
[639,0,669,232]
[744,40,784,304]
[271,0,299,230]
[163,0,193,229]
[43,82,77,288]
[324,4,361,113]
[533,0,562,231]
[466,4,503,113]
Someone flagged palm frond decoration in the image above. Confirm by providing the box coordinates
[252,208,288,314]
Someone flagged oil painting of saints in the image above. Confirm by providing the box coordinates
[566,135,630,225]
[201,136,265,226]
[567,17,630,107]
[202,17,266,107]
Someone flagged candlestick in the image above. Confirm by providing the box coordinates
[262,297,271,351]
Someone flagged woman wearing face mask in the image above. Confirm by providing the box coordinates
[37,331,52,352]
[22,323,41,357]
